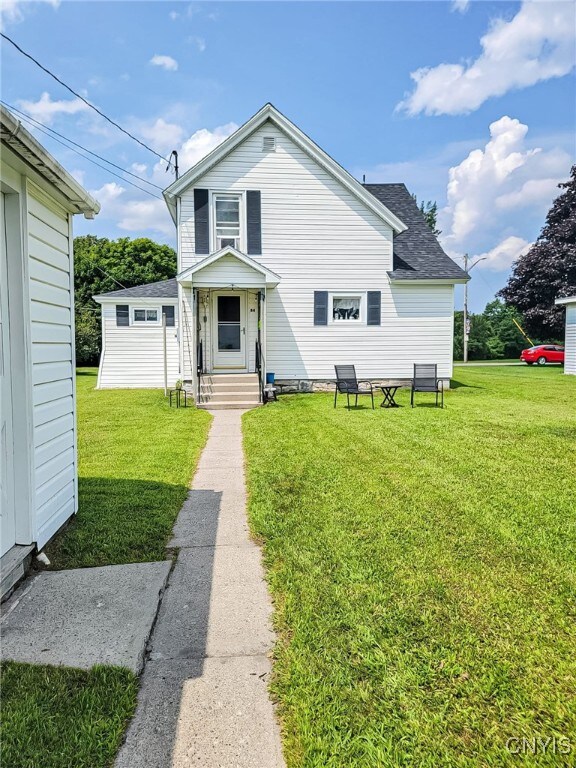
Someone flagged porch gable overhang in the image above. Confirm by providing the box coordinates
[177,246,281,288]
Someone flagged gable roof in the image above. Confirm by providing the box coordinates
[163,103,407,235]
[1,105,100,219]
[94,278,178,301]
[364,184,469,282]
[177,246,281,287]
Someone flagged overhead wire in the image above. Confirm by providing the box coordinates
[6,108,163,200]
[0,99,164,192]
[1,32,172,166]
[0,99,162,198]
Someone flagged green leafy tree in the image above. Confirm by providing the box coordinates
[483,299,527,358]
[74,236,177,364]
[411,195,441,236]
[498,166,576,339]
[453,299,528,361]
[75,306,101,366]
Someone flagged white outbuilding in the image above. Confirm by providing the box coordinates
[555,296,576,375]
[1,106,100,596]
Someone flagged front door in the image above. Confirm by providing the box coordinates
[0,192,16,557]
[212,293,247,371]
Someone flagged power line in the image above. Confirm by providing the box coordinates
[12,111,162,200]
[0,99,164,193]
[1,31,172,165]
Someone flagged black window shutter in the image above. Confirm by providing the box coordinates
[162,305,175,327]
[194,188,210,254]
[116,305,129,326]
[246,190,262,255]
[367,291,381,325]
[314,291,328,326]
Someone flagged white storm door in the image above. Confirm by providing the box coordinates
[212,293,246,370]
[0,192,16,557]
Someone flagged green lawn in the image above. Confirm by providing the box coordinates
[0,662,138,768]
[243,367,576,767]
[47,369,211,568]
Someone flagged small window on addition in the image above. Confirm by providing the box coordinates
[133,308,158,323]
[262,136,276,152]
[332,296,361,321]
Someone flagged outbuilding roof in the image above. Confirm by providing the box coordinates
[364,184,469,282]
[94,278,178,300]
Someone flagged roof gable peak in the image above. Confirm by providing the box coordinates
[163,104,407,234]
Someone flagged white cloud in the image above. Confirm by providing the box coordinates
[149,54,179,72]
[177,122,238,171]
[471,236,532,271]
[169,10,179,20]
[90,182,173,236]
[187,35,206,52]
[134,118,186,154]
[117,199,173,235]
[88,119,238,237]
[0,0,59,30]
[17,92,90,125]
[70,169,85,186]
[451,0,470,13]
[90,182,124,207]
[399,0,576,116]
[439,115,571,260]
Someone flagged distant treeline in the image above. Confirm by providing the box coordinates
[453,299,546,361]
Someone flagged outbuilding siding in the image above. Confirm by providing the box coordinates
[97,302,180,388]
[565,304,576,375]
[27,184,77,548]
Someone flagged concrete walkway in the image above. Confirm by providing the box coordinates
[116,409,285,768]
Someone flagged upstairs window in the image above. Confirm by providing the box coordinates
[214,194,241,250]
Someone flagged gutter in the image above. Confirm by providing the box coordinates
[0,105,100,219]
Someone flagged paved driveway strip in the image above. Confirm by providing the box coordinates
[116,409,285,768]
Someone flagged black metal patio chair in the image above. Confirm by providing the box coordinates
[334,365,374,410]
[411,363,444,408]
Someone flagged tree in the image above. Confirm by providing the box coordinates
[412,195,441,236]
[453,299,527,361]
[74,236,177,363]
[498,166,576,339]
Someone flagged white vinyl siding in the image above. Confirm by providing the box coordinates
[27,185,77,548]
[564,304,576,375]
[191,254,265,289]
[97,302,179,388]
[178,123,454,380]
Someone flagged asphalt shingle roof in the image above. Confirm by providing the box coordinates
[364,183,469,281]
[96,277,178,299]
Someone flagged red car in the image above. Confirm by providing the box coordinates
[520,345,565,365]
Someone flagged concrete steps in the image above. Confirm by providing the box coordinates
[197,373,261,410]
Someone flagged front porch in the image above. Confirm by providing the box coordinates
[177,247,280,406]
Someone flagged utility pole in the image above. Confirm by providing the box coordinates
[462,253,487,363]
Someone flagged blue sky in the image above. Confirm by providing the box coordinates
[1,0,575,311]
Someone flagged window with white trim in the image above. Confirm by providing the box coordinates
[331,295,362,322]
[133,308,159,324]
[213,193,241,250]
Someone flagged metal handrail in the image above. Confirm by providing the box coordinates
[196,339,203,402]
[255,339,264,403]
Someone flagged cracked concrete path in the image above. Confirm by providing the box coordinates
[116,409,285,768]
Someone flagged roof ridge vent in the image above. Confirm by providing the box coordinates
[262,135,276,152]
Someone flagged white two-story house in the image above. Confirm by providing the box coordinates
[95,104,468,407]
